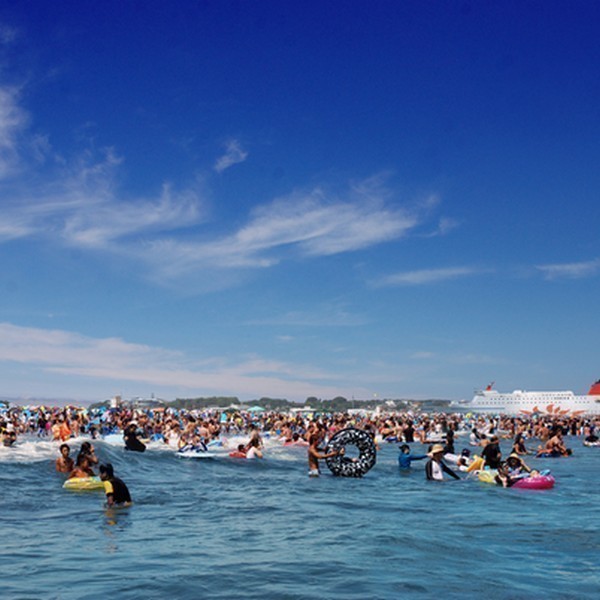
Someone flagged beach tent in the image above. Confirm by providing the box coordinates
[247,406,265,412]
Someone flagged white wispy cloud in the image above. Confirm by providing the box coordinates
[423,216,460,237]
[247,306,368,327]
[214,139,248,173]
[0,85,28,179]
[1,142,206,249]
[410,351,435,359]
[536,258,600,280]
[147,182,421,279]
[0,80,206,251]
[0,81,434,287]
[373,266,480,287]
[0,322,358,401]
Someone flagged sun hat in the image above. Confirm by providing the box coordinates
[428,443,445,456]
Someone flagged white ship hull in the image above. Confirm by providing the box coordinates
[464,381,600,416]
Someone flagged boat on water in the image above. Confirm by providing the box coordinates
[455,380,600,416]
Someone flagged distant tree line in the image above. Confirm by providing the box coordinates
[90,395,450,412]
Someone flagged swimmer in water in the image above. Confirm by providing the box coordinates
[99,463,132,507]
[246,436,263,459]
[124,423,147,453]
[397,444,427,470]
[55,443,74,473]
[1,422,17,447]
[77,441,99,468]
[68,453,95,479]
[2,430,17,447]
[505,453,534,477]
[307,432,341,477]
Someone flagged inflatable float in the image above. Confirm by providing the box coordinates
[325,427,377,478]
[228,450,247,459]
[477,470,497,484]
[478,470,555,489]
[536,451,569,458]
[176,450,215,459]
[63,476,105,491]
[466,456,484,472]
[512,474,555,490]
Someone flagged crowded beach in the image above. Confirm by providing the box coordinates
[1,399,599,493]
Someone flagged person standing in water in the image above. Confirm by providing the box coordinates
[124,423,146,453]
[397,444,427,470]
[481,435,502,468]
[55,443,74,473]
[425,444,460,481]
[99,463,132,507]
[307,432,341,477]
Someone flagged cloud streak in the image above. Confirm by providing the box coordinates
[147,183,421,279]
[0,81,434,288]
[214,139,248,173]
[536,258,600,280]
[373,266,480,287]
[0,85,27,179]
[0,322,357,401]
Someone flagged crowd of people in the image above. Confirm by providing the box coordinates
[1,402,599,491]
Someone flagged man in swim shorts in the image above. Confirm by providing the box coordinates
[99,463,132,507]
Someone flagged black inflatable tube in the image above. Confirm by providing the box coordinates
[325,427,377,477]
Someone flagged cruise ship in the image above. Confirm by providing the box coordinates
[460,380,600,416]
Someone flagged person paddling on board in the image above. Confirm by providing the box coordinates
[99,463,132,507]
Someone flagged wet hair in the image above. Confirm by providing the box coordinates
[76,453,90,467]
[99,463,114,478]
[399,444,410,453]
[80,441,92,454]
[59,443,70,453]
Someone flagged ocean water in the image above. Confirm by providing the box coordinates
[1,435,598,599]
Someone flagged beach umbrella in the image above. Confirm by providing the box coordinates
[247,406,265,412]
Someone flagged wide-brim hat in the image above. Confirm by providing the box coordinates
[428,443,445,456]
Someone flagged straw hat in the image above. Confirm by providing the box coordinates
[428,443,445,457]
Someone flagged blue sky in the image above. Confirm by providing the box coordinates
[0,1,599,403]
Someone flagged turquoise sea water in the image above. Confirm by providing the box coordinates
[1,436,598,599]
